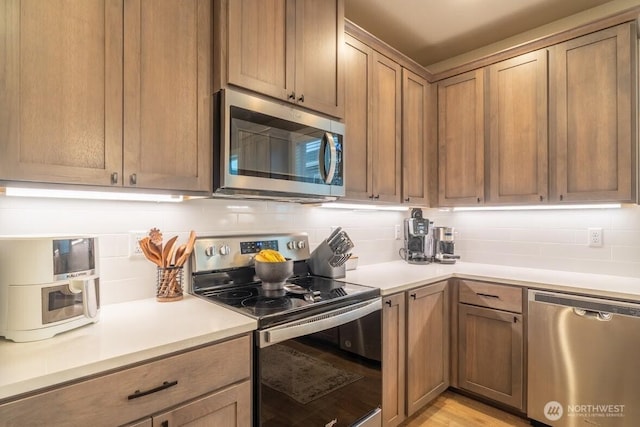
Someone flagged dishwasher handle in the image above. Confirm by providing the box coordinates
[573,308,613,321]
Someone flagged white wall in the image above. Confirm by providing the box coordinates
[0,197,405,305]
[423,205,640,278]
[2,197,639,306]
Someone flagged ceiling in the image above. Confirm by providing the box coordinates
[344,0,620,68]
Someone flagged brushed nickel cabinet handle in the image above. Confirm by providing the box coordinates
[476,292,500,300]
[288,91,296,100]
[111,172,118,185]
[298,94,305,103]
[130,173,137,185]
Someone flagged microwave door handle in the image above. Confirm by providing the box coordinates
[319,132,337,184]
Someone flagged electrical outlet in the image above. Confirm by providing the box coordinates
[588,228,603,247]
[129,231,148,257]
[395,224,401,240]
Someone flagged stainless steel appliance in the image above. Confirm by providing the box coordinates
[0,236,100,342]
[400,208,433,264]
[433,226,459,264]
[213,89,345,202]
[190,232,382,427]
[528,290,640,426]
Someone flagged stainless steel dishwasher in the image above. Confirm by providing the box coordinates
[528,290,640,426]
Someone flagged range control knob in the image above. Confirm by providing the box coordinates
[297,241,306,249]
[219,245,231,256]
[287,241,296,250]
[204,246,215,257]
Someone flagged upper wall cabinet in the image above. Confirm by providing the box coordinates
[402,69,433,206]
[219,0,344,118]
[549,22,637,203]
[344,34,402,203]
[0,0,212,193]
[437,70,485,207]
[487,50,548,204]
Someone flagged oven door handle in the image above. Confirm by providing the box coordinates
[258,298,382,348]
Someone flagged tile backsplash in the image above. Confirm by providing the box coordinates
[1,197,639,305]
[0,197,405,304]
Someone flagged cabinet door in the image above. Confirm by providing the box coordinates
[226,0,294,101]
[372,52,402,203]
[295,0,344,118]
[123,0,212,192]
[437,69,485,206]
[550,22,636,203]
[488,50,548,204]
[344,34,373,201]
[402,69,433,205]
[406,281,450,416]
[152,380,251,427]
[382,293,406,427]
[458,304,524,410]
[0,0,123,186]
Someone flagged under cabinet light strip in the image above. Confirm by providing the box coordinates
[4,187,184,203]
[319,203,409,211]
[451,203,622,212]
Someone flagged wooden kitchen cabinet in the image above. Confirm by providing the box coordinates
[487,50,548,204]
[152,380,251,427]
[0,335,252,427]
[402,69,434,206]
[406,281,450,416]
[218,0,344,118]
[549,22,637,203]
[382,293,406,427]
[343,34,402,203]
[0,0,212,193]
[457,280,524,411]
[437,69,485,206]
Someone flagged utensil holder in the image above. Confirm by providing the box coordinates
[156,266,183,302]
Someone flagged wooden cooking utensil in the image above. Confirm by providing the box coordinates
[162,236,179,267]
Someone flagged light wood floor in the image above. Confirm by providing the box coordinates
[403,390,532,427]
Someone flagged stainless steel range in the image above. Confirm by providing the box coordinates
[190,232,382,427]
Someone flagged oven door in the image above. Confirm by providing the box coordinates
[255,299,382,427]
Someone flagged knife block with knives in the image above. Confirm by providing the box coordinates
[307,227,354,279]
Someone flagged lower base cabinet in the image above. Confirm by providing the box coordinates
[382,281,450,426]
[456,280,525,412]
[0,335,252,427]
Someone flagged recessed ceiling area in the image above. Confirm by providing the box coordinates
[344,0,624,69]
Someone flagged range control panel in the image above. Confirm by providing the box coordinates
[191,233,310,273]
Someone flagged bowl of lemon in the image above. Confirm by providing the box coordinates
[254,249,293,289]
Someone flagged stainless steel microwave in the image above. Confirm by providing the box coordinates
[213,89,345,202]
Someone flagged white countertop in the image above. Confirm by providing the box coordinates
[3,261,640,404]
[0,295,257,401]
[345,261,640,301]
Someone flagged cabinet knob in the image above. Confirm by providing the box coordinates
[540,195,544,202]
[161,421,169,427]
[374,195,380,200]
[298,94,305,103]
[477,197,481,203]
[405,197,410,202]
[288,91,296,100]
[385,300,392,307]
[129,173,137,185]
[110,172,118,185]
[560,194,564,201]
[368,195,374,199]
[410,293,417,300]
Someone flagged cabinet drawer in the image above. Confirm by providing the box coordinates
[0,335,251,427]
[458,280,522,313]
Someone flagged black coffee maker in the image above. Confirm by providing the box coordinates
[401,208,433,264]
